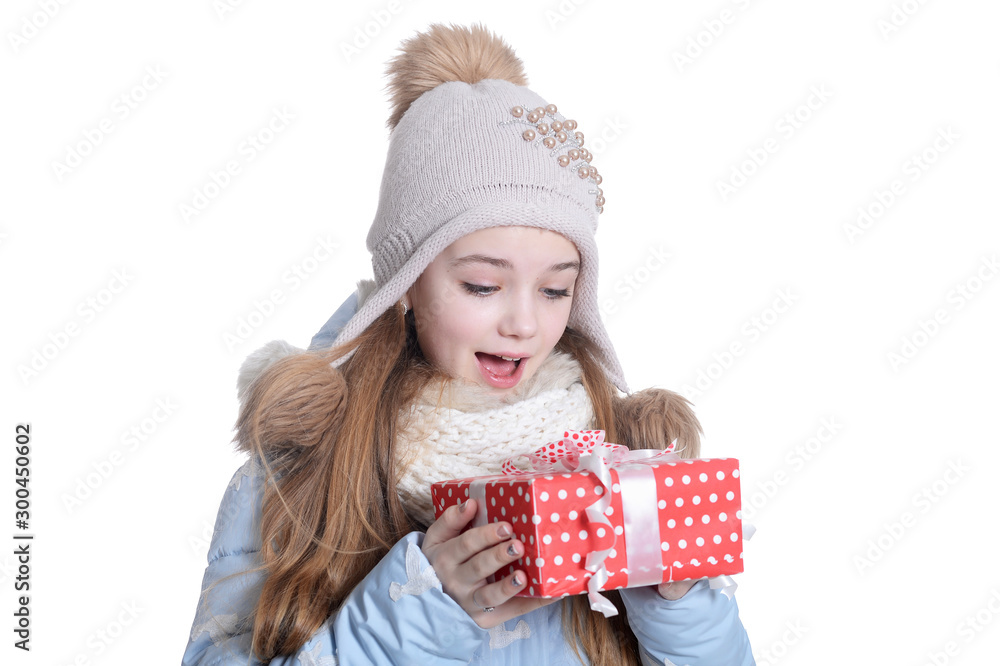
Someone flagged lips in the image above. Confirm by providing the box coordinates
[475,352,527,389]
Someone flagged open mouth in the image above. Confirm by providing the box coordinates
[475,352,527,389]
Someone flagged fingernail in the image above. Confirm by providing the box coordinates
[511,572,523,587]
[459,501,467,512]
[507,543,519,557]
[497,524,511,538]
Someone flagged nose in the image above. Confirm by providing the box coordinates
[498,290,538,339]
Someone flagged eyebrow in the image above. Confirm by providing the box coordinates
[449,254,580,273]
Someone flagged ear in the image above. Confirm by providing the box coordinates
[612,388,703,458]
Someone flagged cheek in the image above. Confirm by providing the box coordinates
[544,303,574,337]
[419,312,478,364]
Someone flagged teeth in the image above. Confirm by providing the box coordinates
[499,355,521,361]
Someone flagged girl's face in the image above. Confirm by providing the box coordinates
[406,226,580,396]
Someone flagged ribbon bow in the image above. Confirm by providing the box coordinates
[501,429,677,475]
[501,430,680,617]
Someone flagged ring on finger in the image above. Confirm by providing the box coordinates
[472,587,495,613]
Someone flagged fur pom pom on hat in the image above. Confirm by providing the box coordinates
[329,22,629,393]
[384,23,528,131]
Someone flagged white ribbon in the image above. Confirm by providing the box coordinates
[496,432,763,613]
[617,461,664,588]
[577,443,619,616]
[582,446,681,615]
[504,436,680,617]
[468,434,757,613]
[469,479,490,534]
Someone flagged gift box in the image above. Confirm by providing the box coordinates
[431,430,745,614]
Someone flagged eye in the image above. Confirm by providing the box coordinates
[543,288,571,300]
[461,282,497,297]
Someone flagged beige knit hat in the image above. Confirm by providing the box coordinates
[331,23,628,393]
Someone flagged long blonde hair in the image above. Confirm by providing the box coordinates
[231,302,699,663]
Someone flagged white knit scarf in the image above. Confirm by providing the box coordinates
[395,350,596,526]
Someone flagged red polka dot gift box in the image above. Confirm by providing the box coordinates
[431,430,747,616]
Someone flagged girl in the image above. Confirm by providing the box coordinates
[182,23,754,665]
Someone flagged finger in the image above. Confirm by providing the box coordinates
[657,579,697,600]
[469,570,523,613]
[450,521,517,569]
[423,499,478,550]
[462,533,523,583]
[469,570,559,629]
[470,586,494,613]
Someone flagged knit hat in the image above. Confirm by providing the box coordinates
[331,23,628,393]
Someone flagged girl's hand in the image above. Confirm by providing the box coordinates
[657,579,697,600]
[422,499,557,628]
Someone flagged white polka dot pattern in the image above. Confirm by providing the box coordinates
[430,445,744,599]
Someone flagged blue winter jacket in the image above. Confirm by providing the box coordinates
[181,293,756,665]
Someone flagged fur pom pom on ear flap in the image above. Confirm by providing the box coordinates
[613,389,704,459]
[385,22,528,130]
[237,340,304,403]
[235,347,349,456]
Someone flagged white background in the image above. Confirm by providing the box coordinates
[3,0,999,664]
